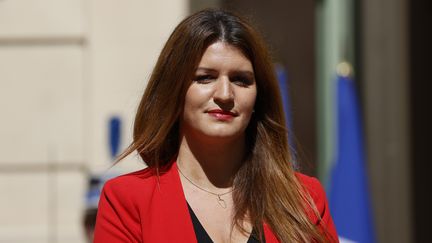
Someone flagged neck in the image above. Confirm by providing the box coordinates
[177,134,246,190]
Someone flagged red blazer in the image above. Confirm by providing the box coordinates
[94,162,338,242]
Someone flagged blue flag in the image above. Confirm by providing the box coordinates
[275,65,294,148]
[109,116,122,160]
[329,74,376,243]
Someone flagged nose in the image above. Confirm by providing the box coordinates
[213,77,234,104]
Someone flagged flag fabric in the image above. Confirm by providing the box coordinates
[109,116,122,160]
[328,74,376,243]
[275,65,294,149]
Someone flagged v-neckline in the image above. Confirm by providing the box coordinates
[162,161,276,242]
[187,202,214,242]
[186,202,264,243]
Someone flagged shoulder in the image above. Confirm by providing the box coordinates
[104,167,156,191]
[102,167,157,199]
[295,172,339,242]
[295,172,326,205]
[295,172,328,217]
[94,168,157,242]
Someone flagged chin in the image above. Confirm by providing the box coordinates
[201,128,245,140]
[182,122,247,142]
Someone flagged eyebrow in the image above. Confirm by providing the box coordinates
[195,67,255,78]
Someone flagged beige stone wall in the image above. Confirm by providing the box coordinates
[0,1,187,242]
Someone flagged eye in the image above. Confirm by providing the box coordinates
[231,75,254,87]
[194,75,215,84]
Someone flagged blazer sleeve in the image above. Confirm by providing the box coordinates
[93,178,142,243]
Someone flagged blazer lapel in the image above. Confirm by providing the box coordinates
[155,161,197,243]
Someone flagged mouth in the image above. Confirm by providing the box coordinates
[207,109,238,120]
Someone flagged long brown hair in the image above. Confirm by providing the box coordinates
[120,9,330,242]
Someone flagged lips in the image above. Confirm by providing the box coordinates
[207,109,238,120]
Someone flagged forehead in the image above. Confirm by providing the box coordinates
[196,42,253,72]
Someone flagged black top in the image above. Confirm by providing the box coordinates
[187,203,264,243]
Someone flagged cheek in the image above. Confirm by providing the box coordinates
[184,87,202,110]
[240,91,257,113]
[183,85,210,116]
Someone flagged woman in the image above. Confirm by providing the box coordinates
[94,9,338,243]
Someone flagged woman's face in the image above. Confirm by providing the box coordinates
[181,41,257,142]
